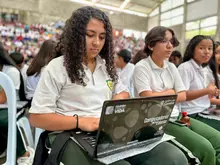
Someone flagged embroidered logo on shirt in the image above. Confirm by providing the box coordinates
[106,80,113,91]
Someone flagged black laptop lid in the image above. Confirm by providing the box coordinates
[95,95,177,156]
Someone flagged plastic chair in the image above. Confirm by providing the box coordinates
[34,128,44,149]
[0,72,17,165]
[17,116,34,149]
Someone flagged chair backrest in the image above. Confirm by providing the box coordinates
[0,72,17,165]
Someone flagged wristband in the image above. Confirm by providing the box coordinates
[73,114,78,129]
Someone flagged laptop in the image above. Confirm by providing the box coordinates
[71,95,177,159]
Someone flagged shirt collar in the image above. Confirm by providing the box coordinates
[82,55,105,70]
[148,56,168,70]
[190,59,203,70]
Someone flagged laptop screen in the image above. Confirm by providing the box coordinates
[95,95,176,156]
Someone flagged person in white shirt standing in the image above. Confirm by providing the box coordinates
[114,49,135,97]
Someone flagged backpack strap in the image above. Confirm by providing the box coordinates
[32,131,51,165]
[44,131,72,165]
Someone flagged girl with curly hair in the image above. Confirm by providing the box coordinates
[29,7,187,165]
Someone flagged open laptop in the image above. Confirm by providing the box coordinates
[71,95,177,159]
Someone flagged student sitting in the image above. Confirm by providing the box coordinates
[26,39,56,100]
[169,50,182,67]
[29,7,187,165]
[0,42,34,164]
[10,52,29,95]
[133,27,220,165]
[178,35,220,131]
[114,49,135,97]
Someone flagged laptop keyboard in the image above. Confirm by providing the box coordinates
[97,137,161,157]
[82,136,97,148]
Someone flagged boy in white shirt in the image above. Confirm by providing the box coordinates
[114,49,135,97]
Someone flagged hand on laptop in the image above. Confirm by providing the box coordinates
[78,117,100,132]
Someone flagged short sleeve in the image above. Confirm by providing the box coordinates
[6,68,20,90]
[170,64,186,92]
[178,64,192,90]
[29,64,63,114]
[113,78,129,95]
[133,64,152,95]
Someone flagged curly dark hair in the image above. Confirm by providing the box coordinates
[55,6,117,86]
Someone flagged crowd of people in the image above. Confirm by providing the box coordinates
[1,6,220,165]
[0,20,145,66]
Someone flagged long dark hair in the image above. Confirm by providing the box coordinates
[144,26,179,56]
[27,40,57,76]
[55,6,117,86]
[215,41,220,75]
[209,41,220,89]
[0,42,26,101]
[183,35,215,62]
[183,35,218,88]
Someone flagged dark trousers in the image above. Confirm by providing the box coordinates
[48,133,188,165]
[0,109,26,157]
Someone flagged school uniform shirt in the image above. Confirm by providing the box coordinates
[117,62,135,97]
[26,68,44,100]
[178,59,210,115]
[133,56,186,120]
[20,64,29,95]
[2,65,20,100]
[29,56,128,117]
[204,66,214,86]
[203,66,220,88]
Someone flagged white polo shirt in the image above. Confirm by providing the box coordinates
[26,67,45,100]
[2,65,20,100]
[118,63,135,97]
[133,56,186,119]
[20,64,29,95]
[203,66,217,87]
[29,56,127,117]
[178,59,210,114]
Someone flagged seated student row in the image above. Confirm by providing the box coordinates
[0,39,56,164]
[29,6,189,165]
[132,26,220,165]
[29,8,220,165]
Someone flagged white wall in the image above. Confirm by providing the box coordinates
[0,0,148,31]
[148,15,159,31]
[187,0,218,21]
